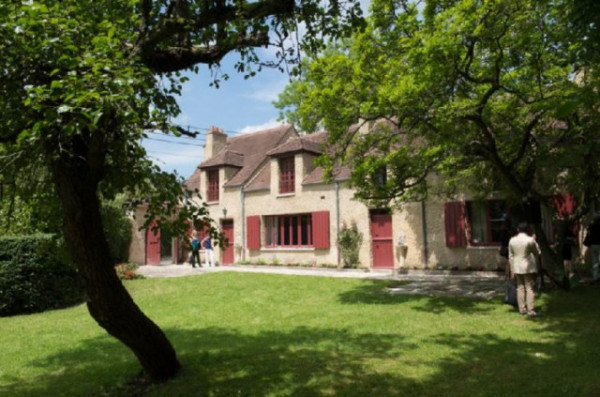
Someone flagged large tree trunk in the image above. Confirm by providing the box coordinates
[52,157,180,381]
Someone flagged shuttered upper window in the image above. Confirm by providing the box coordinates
[207,169,219,202]
[278,157,295,194]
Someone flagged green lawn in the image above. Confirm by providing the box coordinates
[1,273,599,397]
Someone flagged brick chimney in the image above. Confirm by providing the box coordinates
[204,125,227,159]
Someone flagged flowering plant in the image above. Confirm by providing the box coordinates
[115,263,145,280]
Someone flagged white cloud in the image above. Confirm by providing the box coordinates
[143,138,203,178]
[238,118,283,134]
[243,78,289,103]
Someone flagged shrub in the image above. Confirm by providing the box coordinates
[101,199,132,264]
[338,221,363,268]
[0,235,84,317]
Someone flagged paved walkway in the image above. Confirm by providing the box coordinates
[137,264,507,299]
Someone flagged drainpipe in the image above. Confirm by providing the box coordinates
[421,201,429,268]
[335,181,341,267]
[241,189,246,262]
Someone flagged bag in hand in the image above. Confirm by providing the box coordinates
[499,246,509,258]
[503,282,518,307]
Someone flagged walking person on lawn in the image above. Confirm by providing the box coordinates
[509,222,542,317]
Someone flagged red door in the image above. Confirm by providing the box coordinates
[370,210,394,269]
[146,222,161,265]
[221,220,234,265]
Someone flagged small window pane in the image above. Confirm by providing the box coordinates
[300,215,309,245]
[489,200,508,243]
[261,214,312,247]
[291,216,298,245]
[283,217,290,245]
[265,217,273,246]
[469,202,487,244]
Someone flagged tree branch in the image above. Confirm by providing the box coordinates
[507,115,539,169]
[137,0,294,72]
[139,0,152,36]
[143,33,269,73]
[144,122,200,138]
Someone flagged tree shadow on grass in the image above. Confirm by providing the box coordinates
[337,279,500,314]
[421,285,600,397]
[0,336,139,397]
[2,286,599,397]
[1,326,420,397]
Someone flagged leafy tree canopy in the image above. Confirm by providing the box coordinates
[277,0,600,220]
[0,0,364,381]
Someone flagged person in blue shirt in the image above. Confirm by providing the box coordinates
[189,230,200,268]
[202,235,215,267]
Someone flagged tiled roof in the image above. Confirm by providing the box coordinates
[266,130,328,157]
[195,124,295,188]
[199,150,244,169]
[183,167,202,191]
[244,163,271,192]
[303,165,352,185]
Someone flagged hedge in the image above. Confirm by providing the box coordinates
[0,234,84,316]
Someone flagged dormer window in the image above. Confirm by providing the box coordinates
[278,156,295,194]
[207,169,219,202]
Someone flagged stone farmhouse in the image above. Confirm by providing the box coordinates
[129,123,566,270]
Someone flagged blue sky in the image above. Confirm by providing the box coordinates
[143,54,290,179]
[143,1,371,180]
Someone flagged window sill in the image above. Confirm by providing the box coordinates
[467,245,499,250]
[261,247,314,252]
[277,192,295,198]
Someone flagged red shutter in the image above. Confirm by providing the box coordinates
[444,201,466,248]
[553,193,580,236]
[553,193,576,218]
[145,220,161,265]
[312,211,330,249]
[246,215,261,250]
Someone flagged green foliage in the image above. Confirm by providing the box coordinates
[0,0,366,380]
[276,0,600,276]
[0,194,36,235]
[0,184,63,236]
[100,197,133,264]
[0,235,84,316]
[0,0,366,255]
[338,221,363,268]
[277,0,600,218]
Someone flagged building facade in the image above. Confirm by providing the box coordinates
[130,124,563,270]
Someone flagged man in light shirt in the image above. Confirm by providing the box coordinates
[509,222,542,317]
